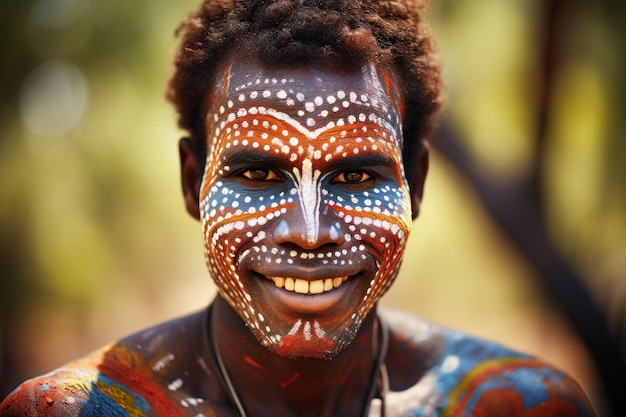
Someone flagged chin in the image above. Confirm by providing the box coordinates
[249,313,365,360]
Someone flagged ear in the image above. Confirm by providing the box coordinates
[179,137,203,221]
[409,142,429,220]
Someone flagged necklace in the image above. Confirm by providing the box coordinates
[209,307,389,417]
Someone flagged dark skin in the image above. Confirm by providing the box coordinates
[211,296,379,416]
[178,53,430,416]
[173,54,595,417]
[206,298,442,417]
[0,48,595,417]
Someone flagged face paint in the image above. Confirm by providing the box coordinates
[199,58,412,358]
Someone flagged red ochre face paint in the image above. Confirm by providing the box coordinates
[199,58,412,358]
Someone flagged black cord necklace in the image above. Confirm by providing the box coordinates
[209,307,389,417]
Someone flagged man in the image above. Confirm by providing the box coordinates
[1,0,596,416]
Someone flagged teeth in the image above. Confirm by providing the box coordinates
[295,279,308,294]
[269,276,349,294]
[309,280,324,294]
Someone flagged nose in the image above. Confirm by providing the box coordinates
[273,210,345,250]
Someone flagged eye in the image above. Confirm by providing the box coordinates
[333,170,371,184]
[241,167,280,181]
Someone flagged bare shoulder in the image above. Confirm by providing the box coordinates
[0,309,226,417]
[0,356,129,417]
[381,309,596,416]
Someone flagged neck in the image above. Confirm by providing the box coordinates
[210,296,382,417]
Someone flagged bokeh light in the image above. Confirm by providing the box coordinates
[19,60,88,137]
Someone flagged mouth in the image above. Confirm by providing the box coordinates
[253,271,360,314]
[268,276,349,295]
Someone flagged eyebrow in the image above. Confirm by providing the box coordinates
[220,149,287,168]
[329,153,397,170]
[218,142,398,172]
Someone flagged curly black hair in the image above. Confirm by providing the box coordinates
[167,0,443,180]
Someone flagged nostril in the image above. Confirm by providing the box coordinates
[273,217,345,249]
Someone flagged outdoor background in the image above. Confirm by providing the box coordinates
[1,0,625,415]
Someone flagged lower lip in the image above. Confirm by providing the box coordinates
[262,277,355,315]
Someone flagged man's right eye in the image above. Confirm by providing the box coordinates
[241,168,280,181]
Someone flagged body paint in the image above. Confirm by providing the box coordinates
[0,309,596,416]
[199,60,412,357]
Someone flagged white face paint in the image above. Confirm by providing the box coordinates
[199,58,412,358]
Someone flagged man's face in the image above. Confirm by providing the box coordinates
[199,57,412,358]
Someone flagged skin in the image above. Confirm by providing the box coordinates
[176,54,594,416]
[0,54,596,417]
[179,54,422,415]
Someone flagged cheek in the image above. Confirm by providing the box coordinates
[199,181,294,258]
[198,180,287,308]
[326,184,412,249]
[326,184,412,307]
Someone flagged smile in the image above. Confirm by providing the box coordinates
[268,276,349,295]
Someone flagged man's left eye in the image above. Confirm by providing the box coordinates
[242,168,280,181]
[333,170,371,184]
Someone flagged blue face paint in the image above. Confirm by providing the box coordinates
[199,58,412,358]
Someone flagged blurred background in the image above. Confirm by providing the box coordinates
[0,0,624,415]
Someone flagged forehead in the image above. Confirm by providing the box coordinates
[205,57,404,151]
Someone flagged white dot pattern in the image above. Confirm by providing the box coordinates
[198,62,412,356]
